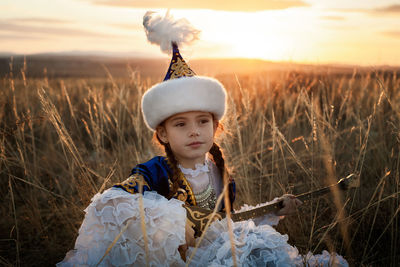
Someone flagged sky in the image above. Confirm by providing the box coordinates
[0,0,400,66]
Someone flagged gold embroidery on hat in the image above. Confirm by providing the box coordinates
[169,57,195,80]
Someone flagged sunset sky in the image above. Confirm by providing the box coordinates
[1,0,399,66]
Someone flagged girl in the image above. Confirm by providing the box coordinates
[58,11,348,267]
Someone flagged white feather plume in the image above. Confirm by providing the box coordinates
[143,10,201,54]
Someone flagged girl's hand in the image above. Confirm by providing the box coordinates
[275,194,302,216]
[178,220,195,260]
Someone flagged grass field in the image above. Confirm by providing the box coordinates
[1,56,399,266]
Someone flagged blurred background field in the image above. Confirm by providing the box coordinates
[0,56,399,266]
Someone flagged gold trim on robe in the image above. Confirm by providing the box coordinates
[166,159,197,206]
[114,174,150,194]
[178,170,197,206]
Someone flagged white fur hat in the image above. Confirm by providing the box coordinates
[141,11,227,131]
[142,76,226,131]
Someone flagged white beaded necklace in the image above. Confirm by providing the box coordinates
[194,171,216,209]
[179,160,217,210]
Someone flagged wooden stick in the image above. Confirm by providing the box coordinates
[185,173,357,236]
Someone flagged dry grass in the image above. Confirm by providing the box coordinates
[0,59,399,266]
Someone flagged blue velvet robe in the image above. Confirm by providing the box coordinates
[113,156,235,209]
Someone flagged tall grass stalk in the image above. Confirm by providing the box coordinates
[1,64,399,265]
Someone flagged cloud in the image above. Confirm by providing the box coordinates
[0,33,46,40]
[366,4,400,17]
[374,4,400,13]
[328,5,400,15]
[320,15,346,21]
[0,21,120,38]
[8,17,72,24]
[90,0,309,11]
[111,23,143,31]
[381,31,400,39]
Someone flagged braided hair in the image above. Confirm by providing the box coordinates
[154,134,183,199]
[209,142,226,181]
[209,142,234,205]
[154,119,232,200]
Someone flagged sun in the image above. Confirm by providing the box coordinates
[189,9,302,62]
[230,31,293,61]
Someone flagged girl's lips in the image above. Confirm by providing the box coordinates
[187,142,203,148]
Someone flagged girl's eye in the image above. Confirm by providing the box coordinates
[175,122,185,127]
[200,119,210,124]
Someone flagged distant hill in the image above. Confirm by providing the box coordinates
[0,55,167,80]
[0,53,398,80]
[0,52,16,57]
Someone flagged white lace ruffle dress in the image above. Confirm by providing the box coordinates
[58,159,348,267]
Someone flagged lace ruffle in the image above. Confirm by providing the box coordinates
[187,219,348,267]
[57,188,186,267]
[187,219,299,266]
[178,160,209,177]
[58,188,348,267]
[304,250,349,267]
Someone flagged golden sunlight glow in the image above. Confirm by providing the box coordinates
[1,0,400,65]
[186,9,315,62]
[228,30,292,61]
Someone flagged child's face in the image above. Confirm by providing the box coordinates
[156,111,218,169]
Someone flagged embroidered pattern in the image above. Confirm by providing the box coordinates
[175,188,188,202]
[163,42,196,81]
[169,57,195,79]
[166,159,196,206]
[178,170,197,206]
[114,174,150,194]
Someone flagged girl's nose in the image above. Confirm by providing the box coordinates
[189,126,200,137]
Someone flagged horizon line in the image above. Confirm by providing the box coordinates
[0,51,399,69]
